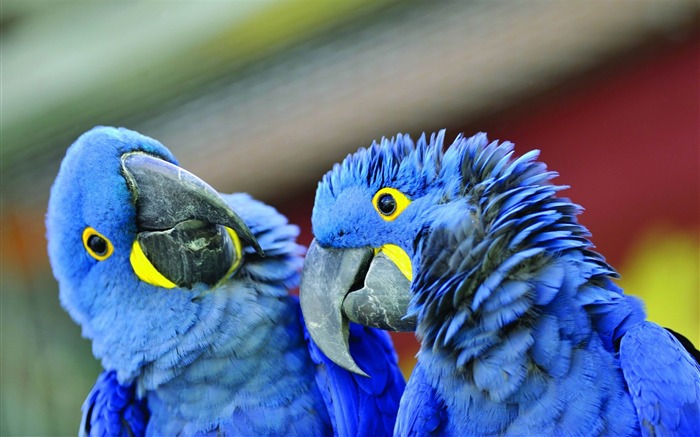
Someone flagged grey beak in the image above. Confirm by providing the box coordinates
[300,239,415,376]
[121,152,263,288]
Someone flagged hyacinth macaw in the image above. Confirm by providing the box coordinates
[46,126,405,436]
[301,131,700,436]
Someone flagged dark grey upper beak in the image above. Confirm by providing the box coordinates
[300,239,415,376]
[121,152,263,288]
[122,152,262,254]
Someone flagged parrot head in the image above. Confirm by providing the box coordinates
[47,126,264,380]
[301,130,608,375]
[301,131,454,374]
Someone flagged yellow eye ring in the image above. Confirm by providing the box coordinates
[82,227,114,261]
[372,187,411,221]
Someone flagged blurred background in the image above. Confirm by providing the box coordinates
[1,1,698,435]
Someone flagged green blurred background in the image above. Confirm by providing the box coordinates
[1,1,698,435]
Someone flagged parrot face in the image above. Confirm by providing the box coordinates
[313,178,427,254]
[47,126,262,379]
[301,131,462,372]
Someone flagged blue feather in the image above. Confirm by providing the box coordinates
[455,329,499,367]
[472,247,545,311]
[306,320,405,437]
[80,370,148,437]
[619,323,700,436]
[442,310,468,345]
[533,262,565,305]
[482,280,532,312]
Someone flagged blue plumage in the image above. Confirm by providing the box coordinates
[308,322,405,437]
[47,126,404,436]
[308,130,700,436]
[80,371,149,437]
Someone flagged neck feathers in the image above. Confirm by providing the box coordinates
[411,135,645,414]
[143,293,328,435]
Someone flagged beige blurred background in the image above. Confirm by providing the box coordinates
[1,1,698,435]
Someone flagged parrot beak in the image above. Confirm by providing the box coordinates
[121,152,264,289]
[300,239,416,376]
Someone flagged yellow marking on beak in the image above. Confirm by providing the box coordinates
[214,227,243,287]
[374,244,413,281]
[130,241,177,289]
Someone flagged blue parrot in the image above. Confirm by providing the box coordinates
[300,131,700,436]
[46,126,405,436]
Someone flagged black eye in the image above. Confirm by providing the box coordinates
[377,193,397,215]
[87,235,108,256]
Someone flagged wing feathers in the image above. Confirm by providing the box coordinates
[620,322,700,437]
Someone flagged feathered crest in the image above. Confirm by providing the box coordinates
[317,130,554,204]
[319,130,450,198]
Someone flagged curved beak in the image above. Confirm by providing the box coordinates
[300,239,415,376]
[121,152,263,288]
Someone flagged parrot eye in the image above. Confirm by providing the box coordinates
[377,194,396,215]
[88,236,107,255]
[372,187,411,221]
[82,227,114,261]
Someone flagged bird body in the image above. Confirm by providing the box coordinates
[302,131,700,436]
[47,127,404,436]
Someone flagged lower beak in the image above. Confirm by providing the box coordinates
[299,239,415,376]
[134,221,240,289]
